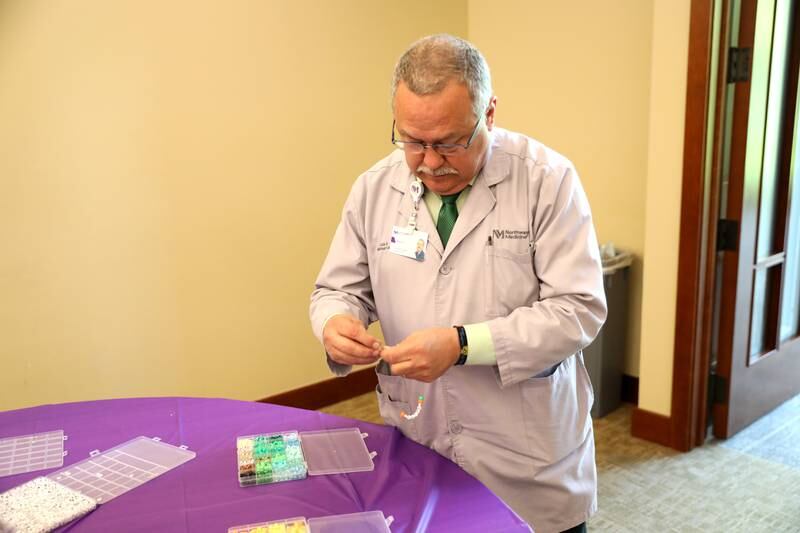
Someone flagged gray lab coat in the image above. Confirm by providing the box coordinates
[310,127,607,532]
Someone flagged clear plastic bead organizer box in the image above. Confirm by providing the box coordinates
[236,427,377,487]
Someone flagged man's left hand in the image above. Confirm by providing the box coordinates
[380,327,460,382]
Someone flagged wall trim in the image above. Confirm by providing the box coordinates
[631,407,673,448]
[260,366,377,410]
[264,369,640,414]
[668,0,717,453]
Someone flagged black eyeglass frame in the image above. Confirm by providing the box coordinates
[391,114,484,156]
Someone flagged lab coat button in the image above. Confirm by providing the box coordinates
[449,421,462,434]
[439,264,452,275]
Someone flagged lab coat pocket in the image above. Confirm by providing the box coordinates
[484,245,537,318]
[519,356,589,465]
[375,373,418,441]
[576,350,595,407]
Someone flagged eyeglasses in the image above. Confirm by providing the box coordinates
[391,114,483,156]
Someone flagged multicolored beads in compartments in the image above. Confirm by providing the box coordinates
[227,516,309,533]
[237,432,307,487]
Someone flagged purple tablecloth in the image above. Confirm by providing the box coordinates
[0,397,530,532]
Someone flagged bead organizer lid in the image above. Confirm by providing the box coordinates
[47,436,195,504]
[307,510,394,533]
[300,428,376,476]
[0,430,67,478]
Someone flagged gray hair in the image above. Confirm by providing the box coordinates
[391,34,492,120]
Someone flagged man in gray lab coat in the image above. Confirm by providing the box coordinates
[310,34,607,533]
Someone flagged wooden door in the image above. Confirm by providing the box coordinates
[714,0,800,437]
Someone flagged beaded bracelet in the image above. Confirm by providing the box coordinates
[400,395,424,420]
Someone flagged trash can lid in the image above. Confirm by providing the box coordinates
[601,251,633,274]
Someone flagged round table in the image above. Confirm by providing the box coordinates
[0,397,531,532]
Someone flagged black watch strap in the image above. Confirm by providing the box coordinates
[454,325,468,366]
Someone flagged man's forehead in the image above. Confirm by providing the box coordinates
[394,82,474,135]
[395,80,471,110]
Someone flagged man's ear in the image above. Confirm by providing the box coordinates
[485,96,497,131]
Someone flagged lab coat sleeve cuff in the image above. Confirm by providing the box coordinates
[326,355,352,377]
[321,313,346,338]
[463,323,497,365]
[310,298,371,344]
[321,313,354,377]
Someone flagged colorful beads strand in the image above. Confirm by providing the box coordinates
[400,395,424,420]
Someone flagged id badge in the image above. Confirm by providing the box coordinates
[389,226,428,262]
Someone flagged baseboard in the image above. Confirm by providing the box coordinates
[631,407,672,448]
[262,368,640,415]
[621,374,639,405]
[260,366,377,410]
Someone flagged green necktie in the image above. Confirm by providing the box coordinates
[437,193,459,247]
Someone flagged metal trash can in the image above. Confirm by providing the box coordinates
[584,245,633,418]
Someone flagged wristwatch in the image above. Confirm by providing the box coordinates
[453,325,468,366]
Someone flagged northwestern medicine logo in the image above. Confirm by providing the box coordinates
[493,229,530,240]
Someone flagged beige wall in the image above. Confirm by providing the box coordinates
[468,1,654,376]
[1,0,690,415]
[0,0,466,410]
[638,0,692,416]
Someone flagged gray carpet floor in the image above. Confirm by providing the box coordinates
[320,394,800,532]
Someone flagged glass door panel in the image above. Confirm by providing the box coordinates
[780,71,800,343]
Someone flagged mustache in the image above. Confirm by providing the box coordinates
[416,165,459,176]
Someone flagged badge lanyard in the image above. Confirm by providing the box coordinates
[407,178,424,230]
[389,178,428,262]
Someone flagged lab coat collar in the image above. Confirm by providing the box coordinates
[390,130,511,262]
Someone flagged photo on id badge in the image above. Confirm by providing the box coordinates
[389,226,428,262]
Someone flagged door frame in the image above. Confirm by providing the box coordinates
[632,0,723,451]
[633,0,800,450]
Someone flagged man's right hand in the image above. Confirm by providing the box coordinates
[322,314,383,366]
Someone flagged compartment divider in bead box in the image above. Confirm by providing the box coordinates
[237,432,306,487]
[0,430,68,478]
[227,511,394,533]
[48,436,195,503]
[227,515,308,533]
